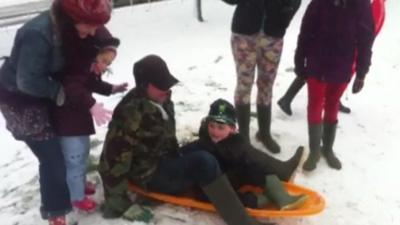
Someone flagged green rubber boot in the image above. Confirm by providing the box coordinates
[264,175,308,210]
[303,123,322,171]
[256,104,281,153]
[322,122,342,170]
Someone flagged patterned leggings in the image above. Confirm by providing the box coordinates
[231,32,283,106]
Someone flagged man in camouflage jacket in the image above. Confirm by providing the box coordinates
[98,55,179,217]
[99,55,275,225]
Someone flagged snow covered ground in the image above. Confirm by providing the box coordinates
[0,0,399,225]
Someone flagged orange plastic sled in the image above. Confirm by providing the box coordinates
[129,182,325,218]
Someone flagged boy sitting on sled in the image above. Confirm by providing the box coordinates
[181,99,308,210]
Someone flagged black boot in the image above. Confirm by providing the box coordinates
[339,101,351,114]
[303,124,322,171]
[256,104,280,153]
[248,146,304,181]
[202,174,276,225]
[235,104,251,141]
[277,76,306,116]
[322,122,342,169]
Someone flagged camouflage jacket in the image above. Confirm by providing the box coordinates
[98,87,179,215]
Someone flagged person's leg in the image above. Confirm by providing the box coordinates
[231,33,258,140]
[324,83,348,124]
[277,76,307,116]
[303,77,325,171]
[146,151,220,194]
[246,146,304,181]
[322,83,348,169]
[147,151,272,225]
[229,165,307,210]
[255,34,283,153]
[60,136,95,211]
[25,138,72,219]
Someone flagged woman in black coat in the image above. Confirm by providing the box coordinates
[222,0,301,153]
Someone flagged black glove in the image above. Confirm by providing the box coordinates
[352,78,364,94]
[294,66,307,79]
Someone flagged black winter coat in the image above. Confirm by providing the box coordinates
[222,0,301,38]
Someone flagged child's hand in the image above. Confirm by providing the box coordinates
[90,102,113,126]
[112,82,128,94]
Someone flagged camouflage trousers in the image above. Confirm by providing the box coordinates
[231,32,283,106]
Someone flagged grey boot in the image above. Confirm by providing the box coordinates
[303,124,322,171]
[264,175,308,210]
[202,174,276,225]
[248,146,304,181]
[235,104,251,141]
[277,76,306,116]
[256,104,281,153]
[322,122,342,170]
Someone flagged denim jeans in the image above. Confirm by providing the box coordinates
[146,150,221,195]
[60,136,90,201]
[25,138,72,219]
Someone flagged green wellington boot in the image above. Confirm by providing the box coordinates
[256,104,280,153]
[264,175,308,210]
[235,104,251,141]
[303,123,322,171]
[202,174,276,225]
[322,122,342,169]
[248,146,304,181]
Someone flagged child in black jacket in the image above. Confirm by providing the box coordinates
[181,99,307,210]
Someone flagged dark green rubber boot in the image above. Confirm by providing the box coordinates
[322,122,342,170]
[303,123,322,171]
[256,104,280,153]
[235,104,251,141]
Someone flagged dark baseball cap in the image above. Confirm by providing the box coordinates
[207,99,237,125]
[133,55,179,91]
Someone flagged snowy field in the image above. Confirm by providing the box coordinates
[0,0,399,225]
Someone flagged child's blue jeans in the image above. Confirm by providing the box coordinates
[60,136,90,201]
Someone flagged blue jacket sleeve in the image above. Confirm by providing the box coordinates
[16,28,61,100]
